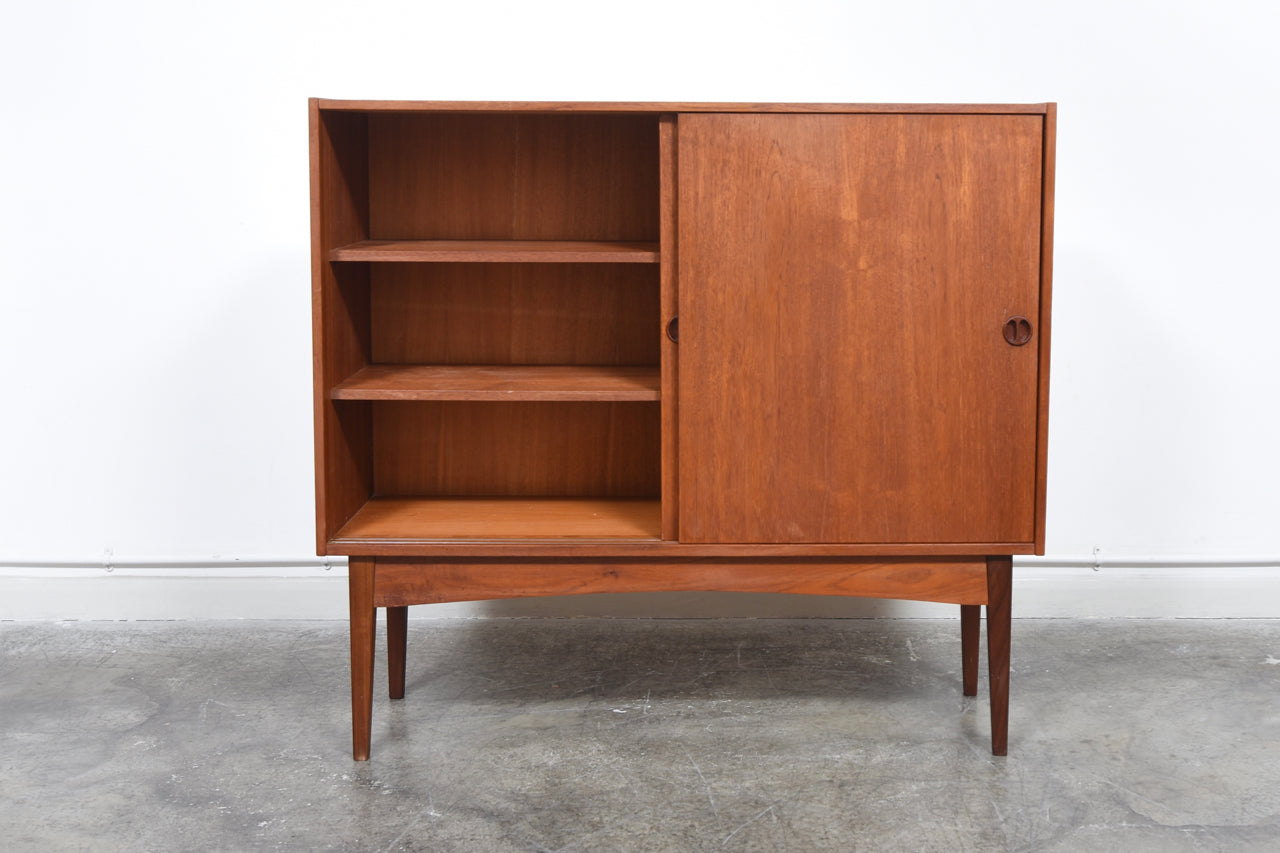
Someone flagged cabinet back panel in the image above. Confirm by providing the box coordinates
[370,264,658,365]
[367,114,659,241]
[373,402,660,497]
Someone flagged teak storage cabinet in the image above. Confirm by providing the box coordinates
[310,100,1056,761]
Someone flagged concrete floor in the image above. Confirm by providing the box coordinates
[2,618,1279,852]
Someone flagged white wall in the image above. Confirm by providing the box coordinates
[1,0,1277,618]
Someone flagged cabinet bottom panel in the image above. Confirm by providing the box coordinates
[333,496,662,542]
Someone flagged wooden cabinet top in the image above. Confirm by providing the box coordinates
[312,99,1053,115]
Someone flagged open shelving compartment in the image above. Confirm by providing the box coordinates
[312,108,664,548]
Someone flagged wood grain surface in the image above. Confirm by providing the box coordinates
[319,100,1051,115]
[370,401,659,498]
[678,113,1044,545]
[335,497,662,541]
[312,101,1054,761]
[329,538,1034,558]
[332,365,660,401]
[961,604,980,696]
[369,263,658,366]
[659,115,680,540]
[386,605,407,700]
[371,556,988,607]
[986,555,1013,755]
[367,113,659,241]
[1034,105,1057,555]
[331,240,659,263]
[348,556,375,760]
[311,103,373,551]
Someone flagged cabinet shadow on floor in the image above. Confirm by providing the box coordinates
[392,614,978,711]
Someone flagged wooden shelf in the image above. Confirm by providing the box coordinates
[329,240,660,263]
[331,365,661,401]
[333,497,662,541]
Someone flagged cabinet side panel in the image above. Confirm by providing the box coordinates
[312,105,373,551]
[1035,105,1056,555]
[373,402,660,497]
[678,113,1043,544]
[367,114,659,241]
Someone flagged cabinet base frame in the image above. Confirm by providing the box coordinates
[347,555,1013,760]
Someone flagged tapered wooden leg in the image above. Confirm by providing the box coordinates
[986,555,1012,756]
[387,606,407,700]
[349,557,376,761]
[960,604,980,696]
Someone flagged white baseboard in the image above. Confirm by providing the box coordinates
[1,556,1277,621]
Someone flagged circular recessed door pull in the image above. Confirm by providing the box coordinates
[666,317,679,343]
[1003,316,1033,346]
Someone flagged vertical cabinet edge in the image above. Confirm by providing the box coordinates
[1034,104,1057,556]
